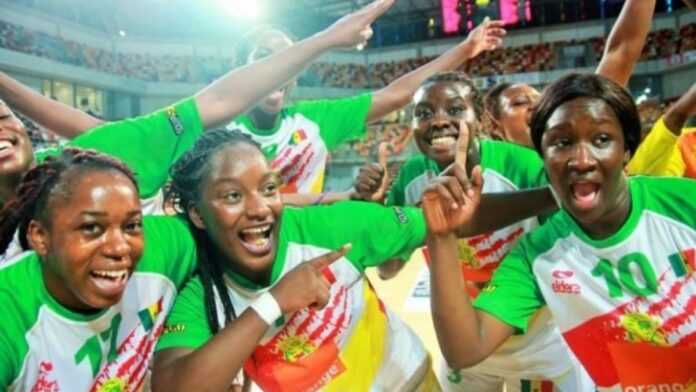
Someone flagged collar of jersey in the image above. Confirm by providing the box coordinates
[38,260,111,322]
[241,109,287,137]
[557,177,642,249]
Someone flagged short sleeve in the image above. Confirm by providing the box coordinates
[298,94,372,150]
[287,201,426,270]
[138,216,198,288]
[480,140,547,189]
[626,117,682,177]
[68,97,204,198]
[0,322,16,387]
[473,239,545,333]
[155,277,212,351]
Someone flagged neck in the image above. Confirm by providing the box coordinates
[249,107,279,130]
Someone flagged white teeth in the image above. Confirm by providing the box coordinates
[431,136,456,146]
[242,225,271,235]
[0,140,12,150]
[92,269,128,280]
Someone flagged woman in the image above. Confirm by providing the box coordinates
[151,129,438,391]
[425,73,696,391]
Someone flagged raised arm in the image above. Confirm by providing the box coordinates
[0,72,104,138]
[366,18,505,122]
[595,0,656,87]
[197,0,394,128]
[663,82,696,135]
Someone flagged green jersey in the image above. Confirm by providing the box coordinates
[1,98,203,264]
[227,94,372,194]
[475,176,696,391]
[0,216,197,391]
[157,201,430,391]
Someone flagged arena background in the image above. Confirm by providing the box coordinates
[2,0,695,369]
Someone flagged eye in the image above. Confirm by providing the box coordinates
[223,191,242,204]
[594,133,611,146]
[553,137,572,148]
[447,106,464,116]
[414,108,432,120]
[80,223,103,237]
[124,218,143,234]
[262,181,279,196]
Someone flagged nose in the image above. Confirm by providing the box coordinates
[245,192,272,220]
[102,229,131,261]
[568,143,597,173]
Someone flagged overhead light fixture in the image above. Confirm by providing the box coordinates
[118,30,126,37]
[220,0,261,19]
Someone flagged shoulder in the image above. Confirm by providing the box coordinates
[513,212,571,261]
[632,176,696,229]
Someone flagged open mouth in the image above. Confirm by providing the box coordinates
[570,182,600,210]
[426,129,458,150]
[89,269,130,296]
[238,223,274,256]
[0,139,17,160]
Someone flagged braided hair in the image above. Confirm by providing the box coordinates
[166,128,261,333]
[0,148,138,255]
[420,71,484,118]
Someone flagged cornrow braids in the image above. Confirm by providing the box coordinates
[167,128,261,333]
[484,82,513,121]
[0,148,137,254]
[420,71,484,118]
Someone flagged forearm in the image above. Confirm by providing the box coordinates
[0,72,103,138]
[595,0,656,86]
[456,187,556,237]
[428,234,496,368]
[367,43,476,122]
[281,190,354,206]
[152,309,267,392]
[195,34,330,128]
[664,84,696,135]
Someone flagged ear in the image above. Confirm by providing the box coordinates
[623,150,631,166]
[27,220,50,256]
[187,204,206,230]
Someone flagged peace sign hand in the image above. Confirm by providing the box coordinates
[421,120,483,236]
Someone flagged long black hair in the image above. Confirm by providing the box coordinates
[166,128,262,333]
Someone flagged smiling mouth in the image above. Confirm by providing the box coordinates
[570,182,600,210]
[426,130,458,150]
[89,269,130,296]
[238,224,274,256]
[0,139,17,160]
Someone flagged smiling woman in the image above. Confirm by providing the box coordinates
[0,148,198,389]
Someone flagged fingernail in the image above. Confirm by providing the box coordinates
[451,202,459,210]
[342,243,353,252]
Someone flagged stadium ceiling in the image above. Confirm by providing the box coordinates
[278,0,443,25]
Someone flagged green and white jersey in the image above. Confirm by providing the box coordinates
[227,94,372,194]
[475,176,696,391]
[387,139,547,280]
[157,201,430,391]
[0,216,197,391]
[388,140,584,385]
[1,98,203,264]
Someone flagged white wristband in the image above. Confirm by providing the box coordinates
[250,292,283,326]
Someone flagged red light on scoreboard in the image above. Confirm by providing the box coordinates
[441,0,461,33]
[499,0,531,25]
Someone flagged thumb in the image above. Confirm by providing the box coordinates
[363,0,395,23]
[455,119,470,169]
[470,165,483,195]
[310,243,352,270]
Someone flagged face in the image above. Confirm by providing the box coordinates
[413,82,478,168]
[0,101,33,183]
[493,84,540,147]
[32,169,144,312]
[192,144,283,282]
[249,34,294,116]
[541,97,630,234]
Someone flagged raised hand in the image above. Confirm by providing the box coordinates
[270,244,351,314]
[464,17,506,58]
[318,0,395,49]
[422,120,483,235]
[354,142,392,202]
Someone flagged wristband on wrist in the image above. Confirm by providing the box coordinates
[250,291,283,326]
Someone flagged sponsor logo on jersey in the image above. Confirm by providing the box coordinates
[623,382,694,392]
[393,207,409,224]
[551,269,581,294]
[31,361,59,392]
[290,129,307,146]
[165,106,184,135]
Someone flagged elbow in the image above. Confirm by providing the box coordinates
[441,348,487,370]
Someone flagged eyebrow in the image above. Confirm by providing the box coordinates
[79,210,142,217]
